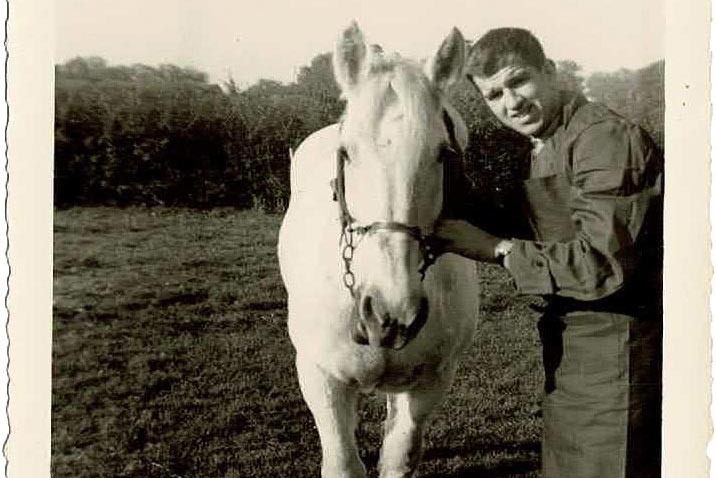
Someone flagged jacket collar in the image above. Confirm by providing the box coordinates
[530,90,587,154]
[532,91,587,141]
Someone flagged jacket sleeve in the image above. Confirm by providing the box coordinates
[505,121,663,300]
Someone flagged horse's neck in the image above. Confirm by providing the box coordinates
[290,124,342,200]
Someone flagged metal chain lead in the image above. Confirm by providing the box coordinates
[340,222,440,295]
[340,226,357,295]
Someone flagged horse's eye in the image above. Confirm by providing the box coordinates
[376,138,392,148]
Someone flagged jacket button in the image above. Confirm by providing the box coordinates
[533,258,545,267]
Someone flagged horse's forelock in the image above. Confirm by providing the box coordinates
[343,56,442,149]
[389,64,441,145]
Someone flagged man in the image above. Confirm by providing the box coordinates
[434,28,663,478]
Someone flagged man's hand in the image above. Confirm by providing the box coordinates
[431,219,502,263]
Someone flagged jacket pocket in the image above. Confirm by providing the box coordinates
[522,173,577,242]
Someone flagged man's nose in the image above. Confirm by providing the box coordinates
[504,89,524,110]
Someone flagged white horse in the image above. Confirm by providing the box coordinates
[278,23,480,478]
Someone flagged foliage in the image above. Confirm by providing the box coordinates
[55,56,344,210]
[586,60,665,149]
[55,54,664,210]
[555,60,585,94]
[53,207,542,478]
[56,59,244,207]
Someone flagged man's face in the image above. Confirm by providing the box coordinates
[469,62,560,138]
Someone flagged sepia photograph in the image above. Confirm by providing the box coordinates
[6,0,712,477]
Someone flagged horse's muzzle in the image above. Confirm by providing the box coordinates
[351,293,429,349]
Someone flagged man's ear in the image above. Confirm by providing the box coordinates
[542,59,556,75]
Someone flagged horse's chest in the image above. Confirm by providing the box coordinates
[335,347,445,392]
[373,361,438,392]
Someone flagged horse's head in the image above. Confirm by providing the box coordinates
[333,23,468,349]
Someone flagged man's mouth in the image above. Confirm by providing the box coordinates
[510,105,535,123]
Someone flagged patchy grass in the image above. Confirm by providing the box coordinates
[53,207,543,478]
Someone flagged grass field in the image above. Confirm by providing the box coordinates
[53,207,544,478]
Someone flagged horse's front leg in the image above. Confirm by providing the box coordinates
[296,353,366,478]
[379,369,456,478]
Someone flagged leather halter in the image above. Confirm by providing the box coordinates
[331,110,463,293]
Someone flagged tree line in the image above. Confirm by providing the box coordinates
[54,54,664,211]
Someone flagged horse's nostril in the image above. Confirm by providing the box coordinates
[356,292,429,348]
[361,293,392,326]
[351,321,369,345]
[419,297,429,320]
[361,295,373,321]
[406,297,429,338]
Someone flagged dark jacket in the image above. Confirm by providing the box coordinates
[505,93,663,313]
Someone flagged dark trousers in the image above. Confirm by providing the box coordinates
[539,311,662,478]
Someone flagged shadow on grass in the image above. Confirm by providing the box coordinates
[358,440,540,478]
[423,458,539,478]
[156,290,209,307]
[425,439,539,460]
[422,440,540,478]
[240,299,287,311]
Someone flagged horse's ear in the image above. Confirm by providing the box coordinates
[425,27,465,91]
[333,22,368,93]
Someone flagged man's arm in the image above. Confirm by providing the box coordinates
[504,121,663,300]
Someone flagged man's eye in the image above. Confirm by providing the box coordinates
[509,74,529,87]
[486,91,502,101]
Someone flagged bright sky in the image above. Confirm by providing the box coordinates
[56,0,664,87]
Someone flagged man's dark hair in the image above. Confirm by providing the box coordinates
[467,28,546,78]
